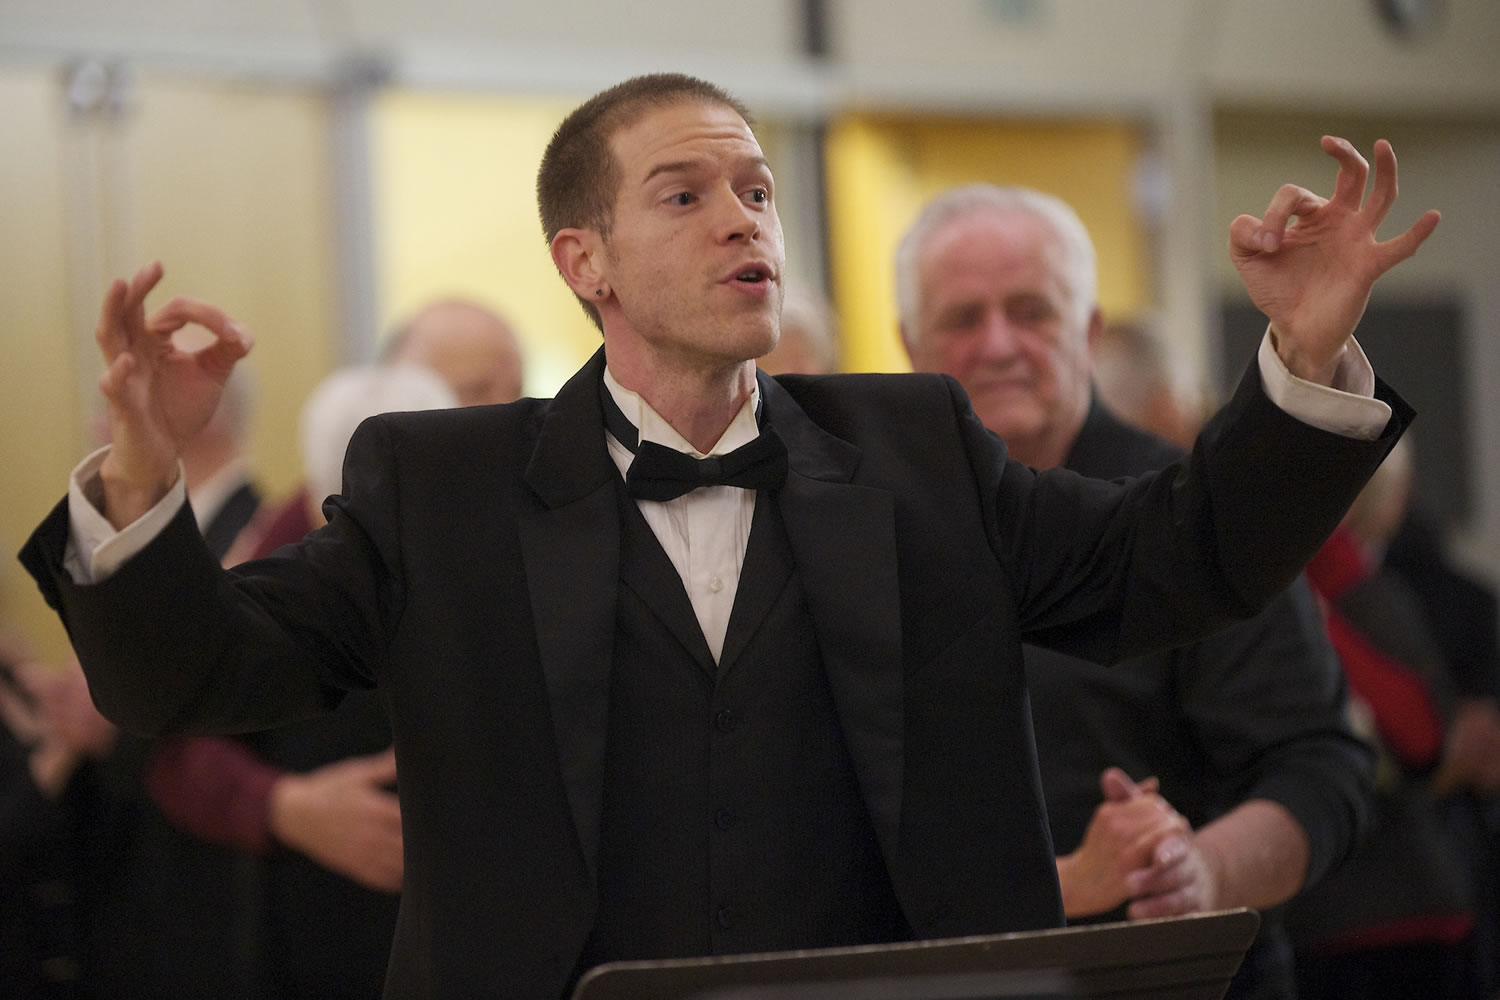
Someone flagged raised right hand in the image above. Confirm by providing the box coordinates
[95,262,253,528]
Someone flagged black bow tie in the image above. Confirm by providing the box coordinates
[601,381,788,502]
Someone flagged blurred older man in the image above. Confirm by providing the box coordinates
[899,185,1373,1000]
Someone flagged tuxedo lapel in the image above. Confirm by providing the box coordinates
[759,374,906,872]
[517,359,909,883]
[518,350,620,882]
[616,492,717,677]
[717,493,793,676]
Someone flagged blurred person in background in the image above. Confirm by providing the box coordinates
[1089,314,1209,450]
[756,281,839,376]
[1291,437,1500,1000]
[1,619,117,999]
[898,183,1373,1000]
[381,298,525,407]
[152,363,459,999]
[1382,454,1500,996]
[76,365,268,999]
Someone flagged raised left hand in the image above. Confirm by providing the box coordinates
[1229,137,1440,384]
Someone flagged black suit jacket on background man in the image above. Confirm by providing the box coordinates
[1026,400,1370,1000]
[22,350,1410,998]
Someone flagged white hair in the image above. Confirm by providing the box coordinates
[773,281,839,373]
[894,184,1098,336]
[299,363,459,507]
[212,361,256,443]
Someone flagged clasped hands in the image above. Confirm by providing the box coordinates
[1057,767,1216,921]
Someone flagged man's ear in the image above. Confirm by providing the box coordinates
[898,322,921,367]
[1085,306,1105,352]
[550,228,607,299]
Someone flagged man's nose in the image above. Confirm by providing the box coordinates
[976,311,1020,358]
[714,190,761,243]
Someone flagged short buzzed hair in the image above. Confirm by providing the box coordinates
[536,73,752,330]
[895,185,1098,336]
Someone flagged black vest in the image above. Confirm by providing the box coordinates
[576,488,911,972]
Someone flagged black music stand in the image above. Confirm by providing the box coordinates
[572,907,1261,1000]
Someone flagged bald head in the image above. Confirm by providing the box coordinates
[385,300,524,407]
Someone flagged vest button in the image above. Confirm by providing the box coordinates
[716,905,738,929]
[714,808,736,830]
[713,709,738,732]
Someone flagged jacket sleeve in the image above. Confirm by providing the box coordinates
[962,359,1414,667]
[17,416,408,738]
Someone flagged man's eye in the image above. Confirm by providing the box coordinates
[938,307,981,331]
[748,188,769,203]
[1010,303,1052,325]
[669,192,695,207]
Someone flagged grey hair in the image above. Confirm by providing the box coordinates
[894,184,1098,335]
[775,281,840,373]
[298,363,459,508]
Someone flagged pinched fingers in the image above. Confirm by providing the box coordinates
[149,296,255,372]
[149,295,240,343]
[1243,184,1329,254]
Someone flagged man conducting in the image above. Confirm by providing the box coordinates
[22,74,1434,998]
[899,184,1371,999]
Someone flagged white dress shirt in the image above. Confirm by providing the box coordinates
[602,367,759,663]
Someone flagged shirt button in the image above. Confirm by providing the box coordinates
[713,709,738,732]
[707,575,724,594]
[714,808,736,830]
[716,905,738,929]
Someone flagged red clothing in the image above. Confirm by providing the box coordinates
[1307,529,1445,769]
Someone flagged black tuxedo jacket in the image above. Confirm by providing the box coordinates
[22,350,1410,998]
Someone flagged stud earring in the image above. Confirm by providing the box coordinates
[595,289,604,296]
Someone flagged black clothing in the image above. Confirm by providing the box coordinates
[1026,400,1372,1000]
[21,351,1409,998]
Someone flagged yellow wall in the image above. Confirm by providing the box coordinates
[825,115,1150,373]
[0,70,79,661]
[0,69,336,660]
[370,91,603,397]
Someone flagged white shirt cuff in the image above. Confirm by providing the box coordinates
[1256,330,1391,441]
[64,446,187,584]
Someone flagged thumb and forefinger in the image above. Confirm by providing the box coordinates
[149,296,255,375]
